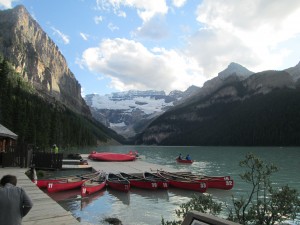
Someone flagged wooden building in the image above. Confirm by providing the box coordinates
[0,124,18,152]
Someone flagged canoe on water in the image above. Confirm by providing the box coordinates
[46,172,100,192]
[88,151,136,161]
[47,176,87,193]
[157,171,207,192]
[120,172,158,190]
[34,171,100,189]
[81,173,107,197]
[176,158,194,164]
[106,173,130,192]
[160,171,234,190]
[143,172,169,189]
[175,171,231,181]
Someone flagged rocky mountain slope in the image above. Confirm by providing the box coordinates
[0,5,90,116]
[85,87,200,138]
[135,62,300,146]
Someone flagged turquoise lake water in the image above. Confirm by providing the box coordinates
[48,146,300,225]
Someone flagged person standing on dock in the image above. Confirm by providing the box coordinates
[52,144,59,154]
[0,174,33,225]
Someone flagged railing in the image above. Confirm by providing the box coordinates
[181,211,241,225]
[1,145,28,168]
[31,152,63,170]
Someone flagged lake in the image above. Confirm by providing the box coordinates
[49,146,300,225]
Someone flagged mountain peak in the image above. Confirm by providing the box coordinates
[218,62,254,79]
[0,4,90,116]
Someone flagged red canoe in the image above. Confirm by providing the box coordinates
[88,152,136,161]
[158,171,207,192]
[107,173,130,192]
[81,173,106,196]
[160,171,233,190]
[120,172,158,190]
[34,171,99,189]
[175,172,231,181]
[35,178,66,189]
[176,158,194,164]
[143,172,169,189]
[47,177,87,193]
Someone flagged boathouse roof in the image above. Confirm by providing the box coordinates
[0,124,18,140]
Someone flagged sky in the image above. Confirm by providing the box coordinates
[1,0,300,96]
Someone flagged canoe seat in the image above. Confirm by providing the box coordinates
[68,177,81,182]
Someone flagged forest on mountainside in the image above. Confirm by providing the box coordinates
[136,82,300,146]
[0,57,124,149]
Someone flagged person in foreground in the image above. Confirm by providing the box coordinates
[0,174,33,225]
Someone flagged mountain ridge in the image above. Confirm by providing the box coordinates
[135,63,300,146]
[0,5,90,116]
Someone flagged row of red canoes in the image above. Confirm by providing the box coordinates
[34,170,234,196]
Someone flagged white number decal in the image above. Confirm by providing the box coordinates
[200,183,206,188]
[82,188,86,194]
[226,180,233,186]
[163,183,168,188]
[152,183,157,188]
[48,183,53,188]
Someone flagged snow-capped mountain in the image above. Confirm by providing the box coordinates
[85,63,253,139]
[85,89,198,138]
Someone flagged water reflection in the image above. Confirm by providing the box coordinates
[46,188,81,202]
[168,187,199,198]
[107,189,130,205]
[130,188,169,202]
[81,189,106,209]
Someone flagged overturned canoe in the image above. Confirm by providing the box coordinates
[88,152,136,161]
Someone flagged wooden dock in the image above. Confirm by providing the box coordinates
[0,168,81,225]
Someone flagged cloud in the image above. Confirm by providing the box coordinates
[136,14,169,40]
[0,0,17,9]
[51,27,70,44]
[96,0,168,22]
[95,0,169,40]
[108,23,119,31]
[94,15,103,24]
[80,32,89,41]
[187,0,300,76]
[80,38,205,93]
[172,0,187,8]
